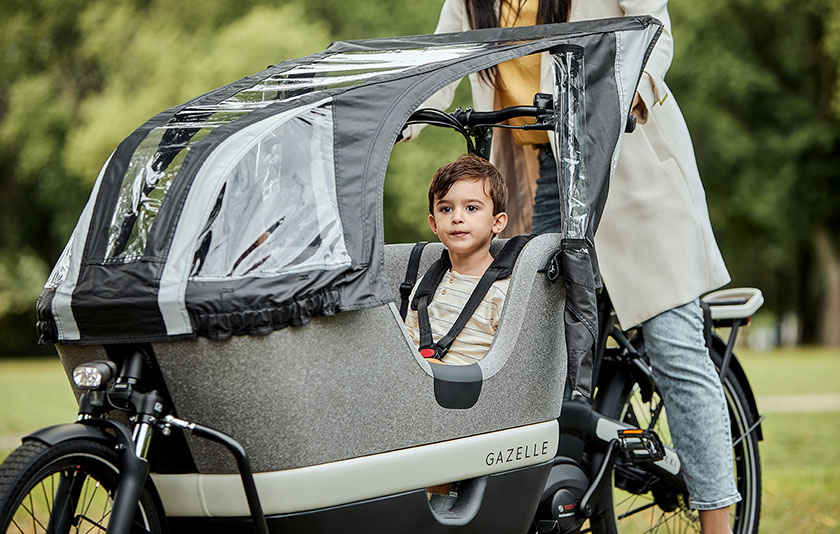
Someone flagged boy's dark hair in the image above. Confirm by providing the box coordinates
[428,154,508,215]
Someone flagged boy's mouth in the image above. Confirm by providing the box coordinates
[450,231,468,238]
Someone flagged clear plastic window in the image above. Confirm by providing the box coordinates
[45,232,74,289]
[104,43,496,261]
[189,104,350,279]
[551,46,588,239]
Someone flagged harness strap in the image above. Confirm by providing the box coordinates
[413,249,452,358]
[399,241,428,320]
[432,264,505,353]
[413,235,534,360]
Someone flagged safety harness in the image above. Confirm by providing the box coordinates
[398,235,534,361]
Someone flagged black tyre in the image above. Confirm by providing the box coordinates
[589,340,761,533]
[0,439,163,533]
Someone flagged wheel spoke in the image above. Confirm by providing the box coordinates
[39,476,52,519]
[28,491,36,533]
[81,480,101,522]
[617,499,657,520]
[20,499,50,532]
[79,476,93,523]
[78,512,109,532]
[91,503,113,533]
[644,508,670,533]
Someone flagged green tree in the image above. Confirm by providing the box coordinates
[300,0,441,40]
[668,0,840,344]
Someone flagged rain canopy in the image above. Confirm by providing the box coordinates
[37,17,661,347]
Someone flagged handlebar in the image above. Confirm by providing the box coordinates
[452,105,550,129]
[408,106,544,126]
[407,93,555,133]
[403,93,638,158]
[405,91,636,140]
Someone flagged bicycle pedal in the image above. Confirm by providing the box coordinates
[617,429,665,463]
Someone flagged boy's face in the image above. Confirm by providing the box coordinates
[428,177,507,257]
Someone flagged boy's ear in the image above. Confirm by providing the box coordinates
[492,212,508,235]
[428,214,438,235]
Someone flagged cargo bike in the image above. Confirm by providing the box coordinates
[0,16,765,534]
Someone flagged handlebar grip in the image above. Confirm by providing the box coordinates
[455,106,541,127]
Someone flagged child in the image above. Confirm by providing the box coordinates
[404,153,509,511]
[404,153,509,365]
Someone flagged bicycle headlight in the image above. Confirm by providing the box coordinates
[72,361,118,390]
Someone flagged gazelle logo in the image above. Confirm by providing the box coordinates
[485,440,550,466]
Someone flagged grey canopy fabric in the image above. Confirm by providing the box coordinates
[37,17,661,345]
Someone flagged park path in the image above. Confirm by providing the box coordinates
[755,392,840,413]
[3,393,839,454]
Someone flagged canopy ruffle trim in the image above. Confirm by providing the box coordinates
[190,288,341,340]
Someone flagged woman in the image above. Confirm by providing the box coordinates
[402,1,739,533]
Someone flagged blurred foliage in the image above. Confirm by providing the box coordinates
[668,0,840,343]
[0,0,838,354]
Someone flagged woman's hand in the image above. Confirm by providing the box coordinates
[630,90,648,124]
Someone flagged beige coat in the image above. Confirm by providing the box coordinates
[404,0,730,328]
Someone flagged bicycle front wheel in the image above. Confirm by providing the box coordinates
[590,342,761,534]
[0,438,163,534]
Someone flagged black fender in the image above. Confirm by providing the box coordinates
[24,421,121,448]
[711,335,764,441]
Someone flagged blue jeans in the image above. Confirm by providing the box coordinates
[643,301,741,510]
[531,144,564,234]
[532,145,740,509]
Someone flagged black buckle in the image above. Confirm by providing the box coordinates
[399,282,414,296]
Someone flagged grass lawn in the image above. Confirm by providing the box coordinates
[760,411,840,532]
[0,357,77,452]
[715,346,840,532]
[737,346,840,396]
[0,347,838,532]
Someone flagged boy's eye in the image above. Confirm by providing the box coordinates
[466,205,478,212]
[440,206,452,213]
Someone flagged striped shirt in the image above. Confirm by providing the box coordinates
[405,269,509,365]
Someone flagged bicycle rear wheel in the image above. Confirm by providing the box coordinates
[0,439,163,534]
[590,342,761,533]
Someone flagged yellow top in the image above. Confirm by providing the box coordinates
[497,0,549,145]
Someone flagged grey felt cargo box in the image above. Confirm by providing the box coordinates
[57,234,567,473]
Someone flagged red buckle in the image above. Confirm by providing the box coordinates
[420,348,436,359]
